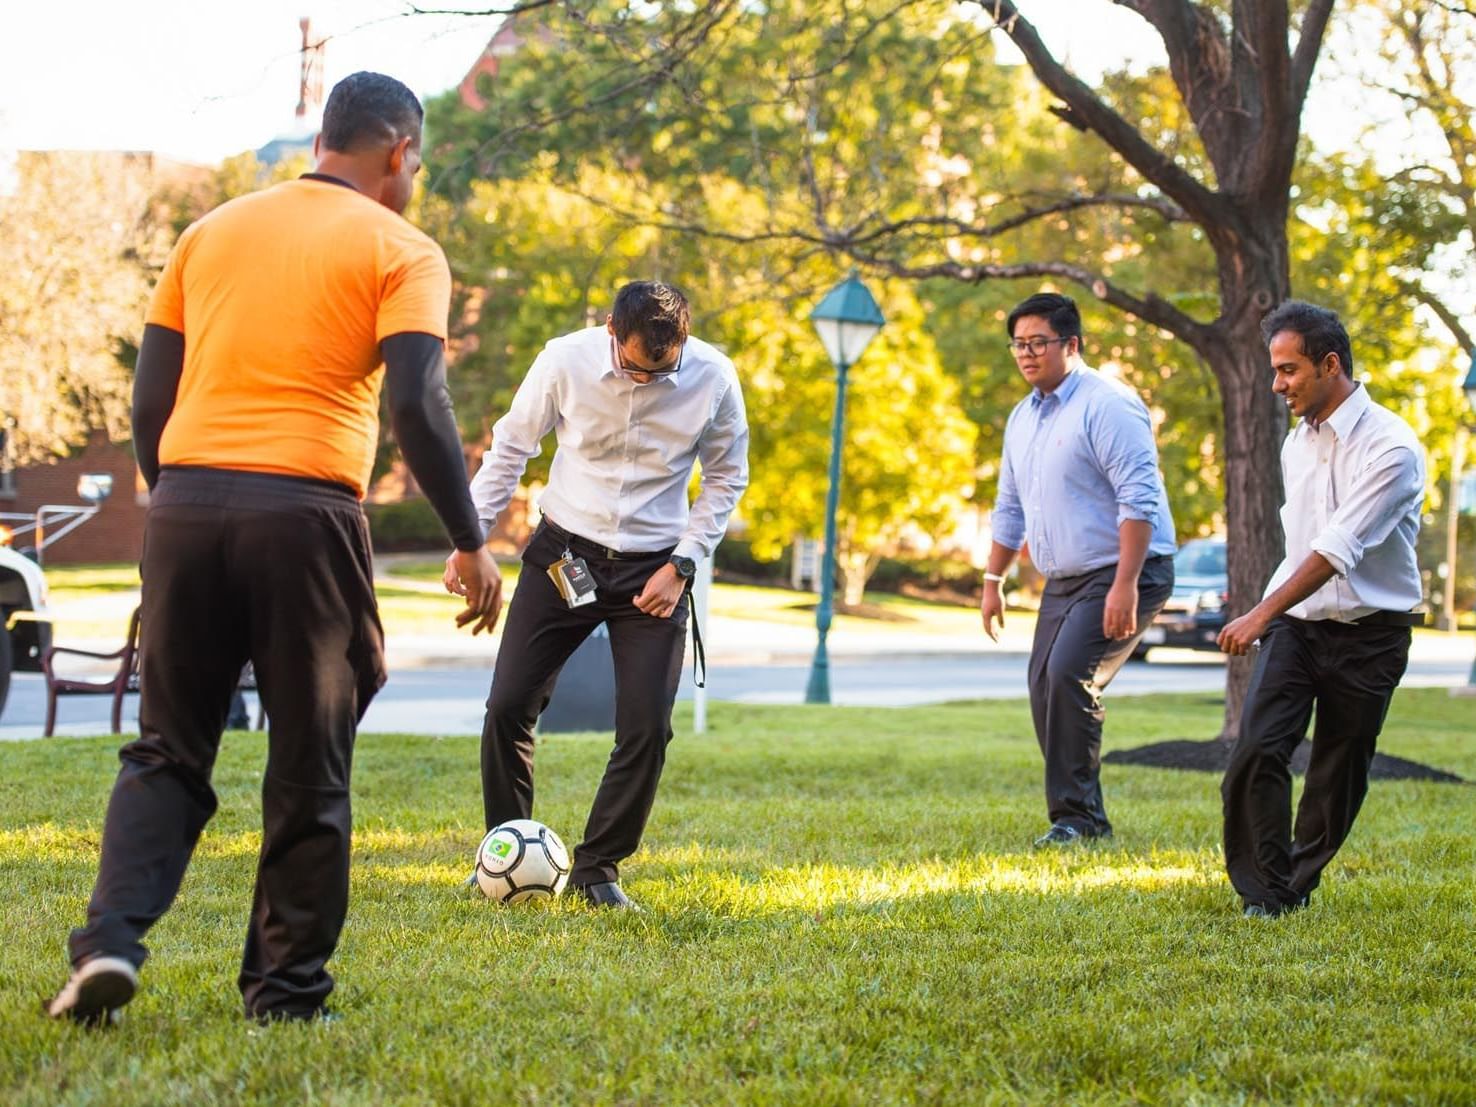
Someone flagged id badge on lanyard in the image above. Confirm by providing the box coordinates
[547,548,597,608]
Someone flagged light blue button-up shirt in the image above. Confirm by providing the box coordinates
[992,365,1176,579]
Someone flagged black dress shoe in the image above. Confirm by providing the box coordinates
[1033,823,1084,847]
[573,881,640,910]
[1243,895,1308,919]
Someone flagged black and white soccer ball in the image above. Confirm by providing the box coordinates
[474,819,571,903]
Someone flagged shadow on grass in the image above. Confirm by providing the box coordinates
[1106,739,1468,783]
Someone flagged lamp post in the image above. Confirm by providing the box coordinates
[1462,359,1476,692]
[804,273,885,705]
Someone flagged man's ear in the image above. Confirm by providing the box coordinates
[388,135,412,175]
[1321,351,1342,376]
[312,133,322,159]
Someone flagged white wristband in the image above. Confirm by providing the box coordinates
[982,571,1006,583]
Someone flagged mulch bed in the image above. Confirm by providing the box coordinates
[1105,739,1467,783]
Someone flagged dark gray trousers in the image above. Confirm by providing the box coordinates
[481,520,688,887]
[1029,556,1174,834]
[1222,615,1410,912]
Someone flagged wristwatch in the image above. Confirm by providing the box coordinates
[669,555,697,579]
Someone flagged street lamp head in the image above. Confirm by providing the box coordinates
[811,273,885,368]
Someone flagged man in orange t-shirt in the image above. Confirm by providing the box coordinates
[47,72,501,1027]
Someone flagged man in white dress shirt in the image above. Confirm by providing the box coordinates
[1218,300,1425,918]
[449,281,749,909]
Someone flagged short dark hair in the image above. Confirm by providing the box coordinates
[1007,292,1083,345]
[1260,300,1354,377]
[320,72,424,154]
[610,281,692,361]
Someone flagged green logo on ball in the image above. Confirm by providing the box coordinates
[489,838,513,858]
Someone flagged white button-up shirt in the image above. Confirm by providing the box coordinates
[468,325,749,559]
[1267,383,1424,621]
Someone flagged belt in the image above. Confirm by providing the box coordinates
[1351,609,1425,628]
[542,517,673,561]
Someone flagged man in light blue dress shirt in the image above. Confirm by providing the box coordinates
[980,293,1177,846]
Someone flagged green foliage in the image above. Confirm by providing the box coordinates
[2,691,1473,1103]
[364,498,453,553]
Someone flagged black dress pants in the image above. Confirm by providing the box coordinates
[68,467,386,1019]
[1028,556,1174,834]
[1222,615,1410,912]
[482,520,687,887]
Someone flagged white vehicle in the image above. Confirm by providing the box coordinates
[0,543,52,721]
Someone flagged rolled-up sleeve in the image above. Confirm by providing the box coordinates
[1311,445,1423,577]
[468,351,558,538]
[677,378,750,560]
[991,415,1026,552]
[1089,392,1163,526]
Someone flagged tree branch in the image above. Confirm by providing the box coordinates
[830,252,1214,349]
[1113,0,1244,175]
[1410,283,1476,355]
[1290,0,1335,111]
[408,0,557,15]
[972,0,1227,228]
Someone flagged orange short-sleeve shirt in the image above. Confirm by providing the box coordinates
[148,177,452,497]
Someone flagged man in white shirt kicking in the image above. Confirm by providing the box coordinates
[448,280,749,910]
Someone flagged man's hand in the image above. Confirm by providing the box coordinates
[1218,608,1270,656]
[446,547,503,635]
[980,583,1005,643]
[1103,579,1139,640]
[633,562,687,618]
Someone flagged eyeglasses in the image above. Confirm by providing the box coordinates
[1007,336,1073,357]
[613,338,684,377]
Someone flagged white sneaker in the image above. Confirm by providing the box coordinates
[45,956,138,1026]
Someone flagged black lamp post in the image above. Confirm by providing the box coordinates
[804,273,885,705]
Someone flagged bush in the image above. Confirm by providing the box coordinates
[364,498,447,552]
[712,538,791,583]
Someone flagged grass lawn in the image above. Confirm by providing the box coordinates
[2,690,1473,1105]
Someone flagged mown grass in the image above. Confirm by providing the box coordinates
[40,560,983,642]
[2,690,1473,1105]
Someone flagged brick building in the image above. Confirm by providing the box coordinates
[0,432,148,566]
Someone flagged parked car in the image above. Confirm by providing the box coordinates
[0,541,54,721]
[1133,537,1227,660]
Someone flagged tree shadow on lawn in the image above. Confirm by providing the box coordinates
[1107,732,1467,784]
[1100,687,1471,783]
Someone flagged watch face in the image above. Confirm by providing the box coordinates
[671,556,696,578]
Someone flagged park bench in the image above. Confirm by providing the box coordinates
[41,608,262,735]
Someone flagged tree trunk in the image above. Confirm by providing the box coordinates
[837,547,877,608]
[1202,232,1292,742]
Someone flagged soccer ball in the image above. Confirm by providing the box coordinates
[474,819,571,903]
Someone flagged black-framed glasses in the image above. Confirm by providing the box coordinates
[613,337,684,377]
[1008,336,1073,356]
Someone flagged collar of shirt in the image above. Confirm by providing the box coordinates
[1029,365,1083,409]
[1305,380,1369,441]
[604,335,682,387]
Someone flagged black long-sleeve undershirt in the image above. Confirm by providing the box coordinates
[380,332,483,552]
[131,325,483,552]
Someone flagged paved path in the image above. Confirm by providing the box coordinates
[6,642,1470,741]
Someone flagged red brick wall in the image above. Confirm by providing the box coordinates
[2,433,147,566]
